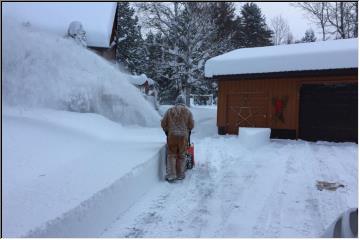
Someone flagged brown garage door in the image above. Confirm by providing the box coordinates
[226,92,268,134]
[299,83,358,142]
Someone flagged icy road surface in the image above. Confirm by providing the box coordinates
[102,107,357,238]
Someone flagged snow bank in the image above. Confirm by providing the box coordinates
[26,146,167,238]
[238,127,271,149]
[3,108,166,237]
[205,38,358,77]
[2,16,160,127]
[191,106,218,139]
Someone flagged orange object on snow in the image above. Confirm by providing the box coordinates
[186,143,195,169]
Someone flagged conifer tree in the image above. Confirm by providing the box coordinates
[234,3,273,48]
[116,2,145,74]
[301,29,317,42]
[144,31,159,79]
[209,2,237,52]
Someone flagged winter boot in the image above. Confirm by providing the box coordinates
[165,175,177,183]
[177,174,185,180]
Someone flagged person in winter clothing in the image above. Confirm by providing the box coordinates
[161,95,194,182]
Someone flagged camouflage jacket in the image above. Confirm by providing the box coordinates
[161,104,194,137]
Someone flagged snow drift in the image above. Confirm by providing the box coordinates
[2,16,160,127]
[3,107,166,237]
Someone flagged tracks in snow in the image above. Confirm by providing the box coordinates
[101,138,357,238]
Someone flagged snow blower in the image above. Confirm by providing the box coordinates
[185,132,195,169]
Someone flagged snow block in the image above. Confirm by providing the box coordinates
[238,127,271,149]
[25,145,167,237]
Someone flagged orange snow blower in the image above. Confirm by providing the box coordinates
[185,132,195,169]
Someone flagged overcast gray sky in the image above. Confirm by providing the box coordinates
[236,2,318,40]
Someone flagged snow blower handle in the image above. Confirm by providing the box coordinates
[188,130,191,147]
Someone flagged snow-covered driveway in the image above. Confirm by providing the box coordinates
[102,107,357,238]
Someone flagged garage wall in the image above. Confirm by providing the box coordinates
[216,71,357,136]
[217,78,297,134]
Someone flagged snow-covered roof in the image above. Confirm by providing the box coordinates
[128,74,155,86]
[205,38,358,78]
[2,2,116,48]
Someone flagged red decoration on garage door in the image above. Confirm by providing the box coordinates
[272,96,288,123]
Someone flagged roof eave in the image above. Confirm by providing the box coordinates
[208,68,358,81]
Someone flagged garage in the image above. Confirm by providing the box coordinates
[299,83,358,142]
[205,38,358,142]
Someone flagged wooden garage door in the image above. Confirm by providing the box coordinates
[226,92,268,134]
[299,83,358,142]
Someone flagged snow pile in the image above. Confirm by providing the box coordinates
[205,38,358,77]
[67,21,87,47]
[190,106,218,139]
[129,74,154,86]
[2,16,160,127]
[2,2,116,48]
[238,127,271,149]
[3,107,166,237]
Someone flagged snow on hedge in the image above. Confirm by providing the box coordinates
[3,16,160,127]
[205,38,358,77]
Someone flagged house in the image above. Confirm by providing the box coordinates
[86,4,117,63]
[205,38,358,142]
[88,24,117,63]
[4,2,118,62]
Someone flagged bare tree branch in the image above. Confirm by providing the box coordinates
[292,2,329,41]
[270,15,290,45]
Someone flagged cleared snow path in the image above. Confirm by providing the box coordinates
[102,107,357,237]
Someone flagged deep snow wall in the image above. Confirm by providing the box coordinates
[2,16,160,127]
[25,146,167,237]
[3,108,166,237]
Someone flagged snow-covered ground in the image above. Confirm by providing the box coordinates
[2,107,165,237]
[102,106,357,238]
[3,105,357,237]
